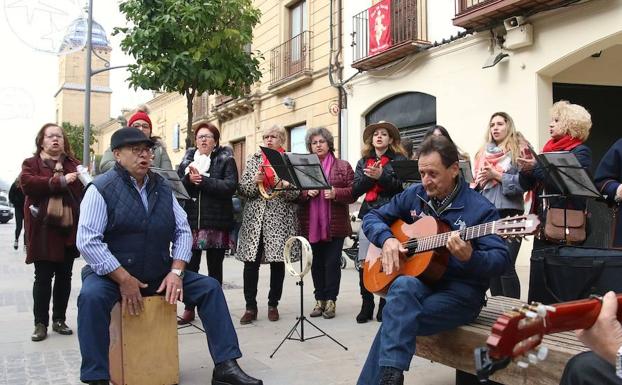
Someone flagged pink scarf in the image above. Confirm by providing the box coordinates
[474,144,511,190]
[308,152,335,243]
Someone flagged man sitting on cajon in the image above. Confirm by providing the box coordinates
[76,127,262,385]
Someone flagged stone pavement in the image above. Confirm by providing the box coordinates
[0,219,530,385]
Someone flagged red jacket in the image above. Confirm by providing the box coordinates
[20,155,83,264]
[298,157,355,240]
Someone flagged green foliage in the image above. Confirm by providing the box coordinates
[114,0,263,146]
[62,122,97,162]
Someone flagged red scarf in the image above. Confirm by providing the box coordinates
[364,155,390,202]
[542,135,583,153]
[260,147,285,189]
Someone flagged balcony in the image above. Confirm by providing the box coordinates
[351,0,429,71]
[268,31,313,93]
[453,0,569,30]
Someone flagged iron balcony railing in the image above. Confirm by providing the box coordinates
[270,31,312,86]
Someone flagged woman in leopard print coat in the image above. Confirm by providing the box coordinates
[236,125,299,325]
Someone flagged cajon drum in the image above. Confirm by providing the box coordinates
[109,296,179,385]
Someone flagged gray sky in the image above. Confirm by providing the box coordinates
[0,0,151,184]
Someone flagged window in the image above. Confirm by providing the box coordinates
[289,123,307,153]
[289,0,308,62]
[172,123,180,151]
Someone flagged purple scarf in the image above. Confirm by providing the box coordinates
[308,152,335,243]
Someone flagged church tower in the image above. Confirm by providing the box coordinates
[54,18,112,127]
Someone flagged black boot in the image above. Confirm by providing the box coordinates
[356,299,374,323]
[212,359,263,385]
[379,366,404,385]
[376,297,386,322]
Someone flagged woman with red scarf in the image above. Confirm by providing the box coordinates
[236,125,300,324]
[353,121,407,323]
[474,112,531,299]
[517,100,593,251]
[298,127,355,319]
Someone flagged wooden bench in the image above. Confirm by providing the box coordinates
[416,296,589,385]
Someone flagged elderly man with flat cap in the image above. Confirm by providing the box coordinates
[76,128,262,385]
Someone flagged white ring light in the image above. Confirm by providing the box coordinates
[283,236,313,279]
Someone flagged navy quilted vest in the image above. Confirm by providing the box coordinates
[92,163,176,284]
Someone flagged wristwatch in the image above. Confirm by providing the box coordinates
[616,345,622,379]
[171,268,185,279]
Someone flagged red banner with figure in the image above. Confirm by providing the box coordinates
[369,0,392,55]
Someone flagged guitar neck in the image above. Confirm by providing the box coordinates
[545,294,622,334]
[414,221,496,253]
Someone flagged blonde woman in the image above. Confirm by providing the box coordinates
[473,112,530,298]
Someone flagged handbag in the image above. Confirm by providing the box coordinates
[544,207,586,244]
[528,245,622,304]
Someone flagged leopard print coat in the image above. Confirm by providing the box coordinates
[236,152,300,263]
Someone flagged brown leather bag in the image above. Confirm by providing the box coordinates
[544,207,586,244]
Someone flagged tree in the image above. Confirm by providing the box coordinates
[62,122,97,163]
[114,0,262,148]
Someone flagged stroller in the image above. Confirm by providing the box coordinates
[341,214,361,271]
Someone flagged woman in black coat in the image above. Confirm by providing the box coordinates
[176,123,238,324]
[352,121,407,323]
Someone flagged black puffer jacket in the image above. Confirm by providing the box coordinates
[177,146,238,231]
[352,149,407,219]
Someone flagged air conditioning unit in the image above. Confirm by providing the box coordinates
[504,23,533,50]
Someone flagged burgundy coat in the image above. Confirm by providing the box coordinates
[298,157,356,240]
[20,155,83,264]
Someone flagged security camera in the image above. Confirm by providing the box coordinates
[504,16,525,30]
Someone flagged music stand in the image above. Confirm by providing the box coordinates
[150,167,190,200]
[260,147,331,191]
[269,240,348,358]
[536,151,603,243]
[391,160,420,182]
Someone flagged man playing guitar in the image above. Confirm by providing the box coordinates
[357,136,510,385]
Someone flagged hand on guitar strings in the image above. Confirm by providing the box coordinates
[381,238,407,275]
[576,291,622,366]
[446,231,473,262]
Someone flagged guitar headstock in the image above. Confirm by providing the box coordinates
[475,302,556,380]
[494,214,540,240]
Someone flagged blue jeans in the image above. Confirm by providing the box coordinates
[78,268,242,382]
[357,276,485,385]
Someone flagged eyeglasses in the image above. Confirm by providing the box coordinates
[197,134,214,141]
[132,123,151,129]
[311,139,327,146]
[128,146,154,156]
[263,134,278,140]
[45,134,63,140]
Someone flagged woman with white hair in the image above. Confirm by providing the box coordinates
[236,125,299,324]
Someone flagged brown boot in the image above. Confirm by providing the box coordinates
[323,300,336,319]
[268,306,279,321]
[240,309,257,325]
[177,309,195,325]
[310,300,326,317]
[31,323,47,342]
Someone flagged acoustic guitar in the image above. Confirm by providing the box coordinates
[475,294,622,381]
[363,214,540,295]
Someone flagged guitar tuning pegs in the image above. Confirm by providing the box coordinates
[537,346,549,361]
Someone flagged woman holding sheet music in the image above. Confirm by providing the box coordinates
[474,112,531,298]
[353,121,407,323]
[236,125,300,324]
[298,127,355,319]
[176,123,238,325]
[517,100,593,249]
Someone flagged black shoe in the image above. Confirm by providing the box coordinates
[52,320,73,335]
[212,359,263,385]
[376,297,386,322]
[379,366,404,385]
[31,323,47,341]
[356,299,374,323]
[13,240,18,250]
